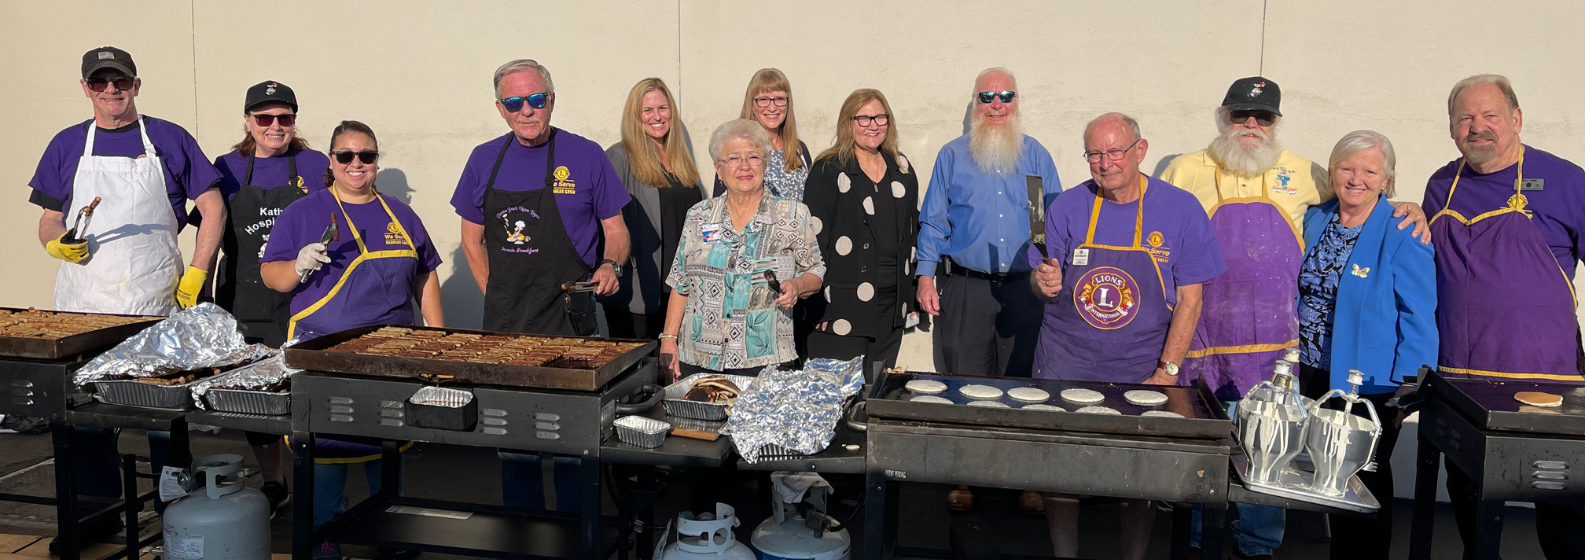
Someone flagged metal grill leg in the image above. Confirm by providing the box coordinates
[864,470,887,560]
[121,454,139,560]
[291,433,315,560]
[53,424,81,560]
[1408,432,1441,560]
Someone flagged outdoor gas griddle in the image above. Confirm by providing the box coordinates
[1409,369,1585,560]
[862,371,1233,560]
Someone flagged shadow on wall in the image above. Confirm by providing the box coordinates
[1151,154,1183,180]
[376,168,413,205]
[961,101,973,136]
[442,243,484,329]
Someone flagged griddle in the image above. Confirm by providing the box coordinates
[284,324,656,392]
[866,371,1230,440]
[1427,372,1585,435]
[0,308,161,360]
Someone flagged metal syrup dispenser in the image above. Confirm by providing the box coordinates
[1305,369,1383,497]
[1237,353,1309,485]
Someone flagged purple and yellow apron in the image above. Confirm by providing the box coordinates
[1182,168,1303,399]
[1431,148,1583,383]
[1034,177,1172,382]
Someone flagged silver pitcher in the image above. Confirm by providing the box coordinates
[1237,354,1309,485]
[1305,370,1383,497]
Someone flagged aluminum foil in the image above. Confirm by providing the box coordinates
[728,356,865,463]
[410,386,475,408]
[189,348,301,410]
[72,303,273,387]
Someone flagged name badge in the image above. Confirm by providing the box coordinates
[701,224,723,243]
[905,312,920,329]
[1072,248,1090,266]
[1520,178,1545,191]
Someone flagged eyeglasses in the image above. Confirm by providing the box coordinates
[251,114,296,127]
[753,96,789,108]
[1228,110,1277,127]
[977,91,1016,104]
[500,93,550,113]
[853,114,890,127]
[331,150,379,165]
[718,154,765,168]
[85,76,136,92]
[1083,139,1142,164]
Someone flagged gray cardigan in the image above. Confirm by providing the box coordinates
[602,127,708,315]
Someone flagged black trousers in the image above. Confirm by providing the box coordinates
[936,271,1041,377]
[1300,364,1402,560]
[806,284,904,370]
[604,297,669,340]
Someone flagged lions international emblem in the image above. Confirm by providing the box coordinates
[1147,231,1164,248]
[1508,193,1529,212]
[1074,266,1140,329]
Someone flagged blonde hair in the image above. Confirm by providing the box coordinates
[1447,73,1519,117]
[737,68,803,172]
[816,89,900,168]
[618,78,700,189]
[1328,130,1398,198]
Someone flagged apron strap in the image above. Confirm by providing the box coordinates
[331,186,416,255]
[543,128,559,188]
[1436,146,1528,226]
[1084,175,1148,247]
[243,150,303,191]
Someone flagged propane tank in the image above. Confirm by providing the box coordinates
[162,455,271,560]
[751,485,850,560]
[662,503,758,560]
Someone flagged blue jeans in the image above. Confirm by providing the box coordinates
[1189,400,1286,556]
[73,427,174,514]
[498,452,581,511]
[312,461,383,528]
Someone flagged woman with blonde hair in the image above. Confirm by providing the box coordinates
[603,78,707,338]
[711,68,810,200]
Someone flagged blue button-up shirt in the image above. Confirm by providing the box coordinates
[916,134,1061,276]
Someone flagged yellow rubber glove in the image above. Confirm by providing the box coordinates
[175,266,209,309]
[45,233,89,263]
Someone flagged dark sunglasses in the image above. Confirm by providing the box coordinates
[1228,110,1277,127]
[500,93,550,113]
[251,114,296,127]
[86,76,136,92]
[977,90,1016,104]
[331,150,379,165]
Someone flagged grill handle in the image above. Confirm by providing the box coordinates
[845,398,868,432]
[616,384,666,415]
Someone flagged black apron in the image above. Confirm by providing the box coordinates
[216,151,304,347]
[481,130,597,335]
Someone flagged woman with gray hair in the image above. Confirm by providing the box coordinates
[1295,130,1437,560]
[658,119,825,379]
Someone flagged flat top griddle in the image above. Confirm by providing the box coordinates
[1426,370,1585,436]
[285,324,656,392]
[866,371,1230,440]
[0,307,162,360]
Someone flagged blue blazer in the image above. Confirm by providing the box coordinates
[1301,196,1438,393]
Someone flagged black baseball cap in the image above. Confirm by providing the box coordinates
[81,46,136,79]
[1221,76,1282,116]
[244,81,298,113]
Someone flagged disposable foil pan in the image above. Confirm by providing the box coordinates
[614,415,671,448]
[94,379,198,409]
[662,373,755,421]
[206,388,290,416]
[410,386,475,407]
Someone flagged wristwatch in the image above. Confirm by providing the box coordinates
[598,259,624,277]
[1158,360,1180,377]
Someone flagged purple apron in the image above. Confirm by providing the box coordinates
[1432,149,1583,383]
[1035,177,1172,382]
[1182,169,1302,399]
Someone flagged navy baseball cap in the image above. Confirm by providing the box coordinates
[1221,76,1281,116]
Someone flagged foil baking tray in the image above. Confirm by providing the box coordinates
[1425,370,1585,436]
[206,387,290,416]
[284,325,656,392]
[0,308,162,360]
[662,373,756,421]
[94,378,204,410]
[866,371,1230,440]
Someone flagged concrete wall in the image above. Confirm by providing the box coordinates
[3,1,1582,371]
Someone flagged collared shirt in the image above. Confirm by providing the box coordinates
[916,134,1061,276]
[666,194,825,370]
[1160,149,1328,229]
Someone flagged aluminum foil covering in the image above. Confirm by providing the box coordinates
[728,356,865,463]
[188,348,301,410]
[409,386,475,408]
[72,303,273,387]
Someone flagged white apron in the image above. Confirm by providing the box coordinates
[53,119,182,315]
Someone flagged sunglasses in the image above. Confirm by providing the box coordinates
[1228,110,1277,127]
[251,113,296,127]
[331,150,379,165]
[977,90,1016,104]
[500,93,550,113]
[86,76,136,92]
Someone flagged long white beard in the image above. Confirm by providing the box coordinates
[1208,128,1282,178]
[969,112,1024,177]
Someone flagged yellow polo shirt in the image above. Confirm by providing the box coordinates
[1159,149,1330,229]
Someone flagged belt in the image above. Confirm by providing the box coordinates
[943,257,1024,282]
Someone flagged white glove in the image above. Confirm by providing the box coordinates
[295,242,331,280]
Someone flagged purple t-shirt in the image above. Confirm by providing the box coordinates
[214,148,332,200]
[1422,145,1585,278]
[1028,176,1226,307]
[262,189,443,315]
[29,116,221,227]
[450,130,630,267]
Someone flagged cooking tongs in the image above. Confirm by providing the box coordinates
[299,214,339,284]
[63,196,103,243]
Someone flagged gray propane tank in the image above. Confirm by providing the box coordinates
[162,454,271,560]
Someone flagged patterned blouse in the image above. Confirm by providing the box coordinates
[1298,214,1364,370]
[763,148,811,202]
[666,194,825,370]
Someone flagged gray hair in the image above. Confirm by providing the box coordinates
[492,59,554,98]
[973,67,1018,97]
[1447,73,1519,116]
[1084,112,1143,145]
[708,119,773,162]
[1328,130,1398,198]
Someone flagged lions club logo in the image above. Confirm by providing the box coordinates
[552,166,576,194]
[383,221,409,246]
[1074,266,1140,329]
[1147,231,1164,248]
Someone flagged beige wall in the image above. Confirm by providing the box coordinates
[3,1,1582,371]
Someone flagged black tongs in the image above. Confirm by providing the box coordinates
[64,197,102,243]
